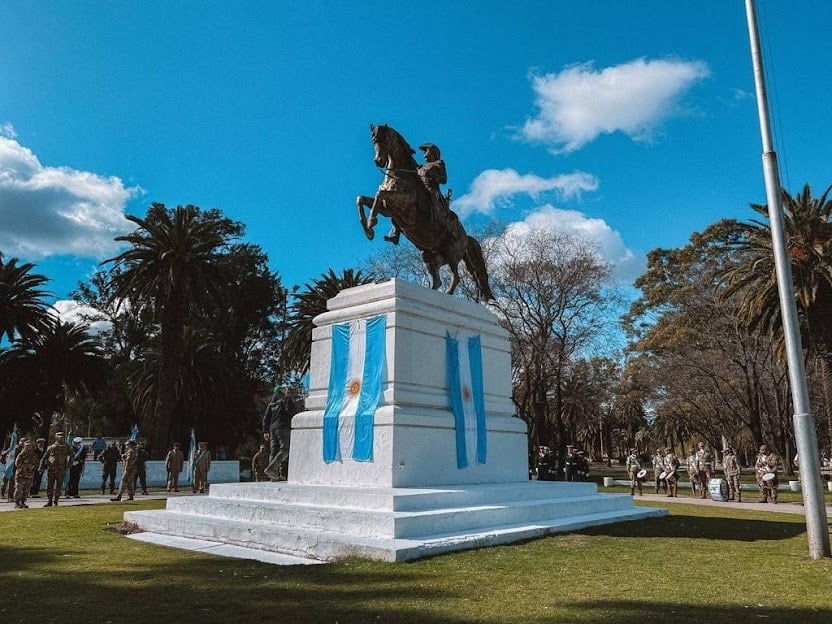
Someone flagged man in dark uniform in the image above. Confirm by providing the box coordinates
[564,445,579,481]
[133,442,149,495]
[263,386,298,481]
[99,441,120,495]
[66,436,87,498]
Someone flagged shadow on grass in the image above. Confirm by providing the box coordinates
[580,513,808,541]
[538,600,832,624]
[0,544,478,624]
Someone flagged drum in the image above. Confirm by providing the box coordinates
[762,472,777,482]
[636,469,648,480]
[708,478,729,502]
[658,471,667,480]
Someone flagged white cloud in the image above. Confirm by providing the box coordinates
[1,122,17,139]
[51,299,111,335]
[497,205,645,282]
[454,168,598,216]
[519,58,710,153]
[0,135,140,260]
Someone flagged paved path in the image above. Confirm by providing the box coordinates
[624,491,831,516]
[0,489,198,512]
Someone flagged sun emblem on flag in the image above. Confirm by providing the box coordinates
[462,385,472,401]
[348,378,362,396]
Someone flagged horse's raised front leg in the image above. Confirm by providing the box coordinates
[356,194,378,240]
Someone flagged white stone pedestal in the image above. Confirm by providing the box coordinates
[126,279,665,562]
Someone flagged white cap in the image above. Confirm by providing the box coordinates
[73,436,83,444]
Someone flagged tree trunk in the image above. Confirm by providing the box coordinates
[816,353,832,452]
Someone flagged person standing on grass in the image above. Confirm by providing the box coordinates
[111,439,138,502]
[626,448,643,496]
[13,440,39,509]
[652,449,666,494]
[755,444,781,504]
[564,445,579,482]
[133,442,149,495]
[685,449,699,496]
[66,437,87,498]
[99,441,120,495]
[695,441,715,499]
[42,432,70,507]
[722,447,742,502]
[165,442,185,492]
[663,447,680,497]
[192,442,211,494]
[251,444,269,482]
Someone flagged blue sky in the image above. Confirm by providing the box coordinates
[2,1,832,323]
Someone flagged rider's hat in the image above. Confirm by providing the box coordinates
[418,143,440,156]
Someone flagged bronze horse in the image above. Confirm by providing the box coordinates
[356,124,494,302]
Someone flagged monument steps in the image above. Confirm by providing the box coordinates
[126,502,662,563]
[139,485,639,539]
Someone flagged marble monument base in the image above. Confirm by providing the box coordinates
[126,280,665,562]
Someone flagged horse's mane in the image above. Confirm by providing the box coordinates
[384,125,418,169]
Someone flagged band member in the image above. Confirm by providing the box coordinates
[755,444,780,503]
[626,448,643,496]
[652,449,666,494]
[721,447,742,502]
[695,442,715,499]
[663,447,680,497]
[686,449,699,496]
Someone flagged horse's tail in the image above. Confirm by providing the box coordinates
[464,236,495,302]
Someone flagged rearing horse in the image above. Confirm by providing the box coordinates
[356,124,495,302]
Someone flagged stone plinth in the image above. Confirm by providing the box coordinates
[126,279,666,563]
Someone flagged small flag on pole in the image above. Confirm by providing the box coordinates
[322,315,386,463]
[4,426,18,480]
[185,428,196,486]
[446,332,487,469]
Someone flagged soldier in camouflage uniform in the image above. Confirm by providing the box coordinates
[755,444,780,503]
[193,441,211,494]
[251,444,269,482]
[13,440,39,509]
[652,449,666,494]
[111,439,138,501]
[685,449,698,496]
[164,442,185,492]
[626,448,643,496]
[663,447,680,497]
[721,447,742,502]
[41,432,70,507]
[695,441,715,499]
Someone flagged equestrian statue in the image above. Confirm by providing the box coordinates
[356,124,495,302]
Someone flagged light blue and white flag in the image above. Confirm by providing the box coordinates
[129,424,139,441]
[322,315,386,463]
[185,428,196,486]
[4,427,18,480]
[446,332,487,469]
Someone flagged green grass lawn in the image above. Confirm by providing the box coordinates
[2,499,831,624]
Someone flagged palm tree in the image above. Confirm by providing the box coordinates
[282,269,375,376]
[0,320,105,437]
[720,183,832,448]
[0,253,54,343]
[103,204,237,453]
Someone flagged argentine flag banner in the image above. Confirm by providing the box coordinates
[446,332,487,469]
[322,315,386,463]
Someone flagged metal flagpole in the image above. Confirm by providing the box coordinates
[745,0,831,559]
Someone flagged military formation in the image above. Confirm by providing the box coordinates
[0,430,215,508]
